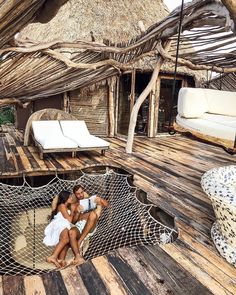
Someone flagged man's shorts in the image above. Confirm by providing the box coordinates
[75,219,97,238]
[75,220,87,234]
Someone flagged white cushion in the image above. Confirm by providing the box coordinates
[32,120,78,149]
[39,136,78,149]
[32,121,62,142]
[60,120,90,137]
[177,88,208,118]
[178,88,236,118]
[176,114,236,141]
[60,120,110,148]
[204,89,236,116]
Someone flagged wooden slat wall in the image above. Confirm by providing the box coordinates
[69,86,108,136]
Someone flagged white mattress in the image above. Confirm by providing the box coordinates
[60,120,110,148]
[32,121,78,149]
[176,114,236,141]
[201,113,236,129]
[74,135,110,148]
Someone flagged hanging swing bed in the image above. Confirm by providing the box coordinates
[167,1,236,155]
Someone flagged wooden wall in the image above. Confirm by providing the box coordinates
[16,94,63,130]
[69,86,108,136]
[117,75,131,135]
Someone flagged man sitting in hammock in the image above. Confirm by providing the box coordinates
[57,184,108,265]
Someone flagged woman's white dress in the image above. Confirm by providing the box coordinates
[43,212,71,246]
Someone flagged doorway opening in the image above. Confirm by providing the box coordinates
[158,79,182,133]
[118,72,151,136]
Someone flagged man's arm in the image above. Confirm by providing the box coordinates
[95,196,108,207]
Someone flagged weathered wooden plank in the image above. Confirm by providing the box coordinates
[0,276,3,295]
[28,146,51,171]
[176,219,236,278]
[91,256,128,295]
[2,137,17,173]
[116,247,171,295]
[106,252,153,295]
[60,266,89,295]
[2,275,25,295]
[24,275,46,295]
[0,137,8,175]
[136,244,213,295]
[41,271,68,295]
[162,241,234,295]
[77,261,109,295]
[16,146,33,172]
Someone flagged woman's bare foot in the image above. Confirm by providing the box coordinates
[46,256,61,268]
[58,259,67,268]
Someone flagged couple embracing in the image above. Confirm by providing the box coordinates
[43,185,108,268]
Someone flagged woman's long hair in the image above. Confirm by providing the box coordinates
[50,190,71,220]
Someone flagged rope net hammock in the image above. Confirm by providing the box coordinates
[0,171,176,276]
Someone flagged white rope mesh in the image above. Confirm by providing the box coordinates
[0,171,176,275]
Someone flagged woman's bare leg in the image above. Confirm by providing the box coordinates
[46,229,69,268]
[69,227,84,265]
[58,244,70,267]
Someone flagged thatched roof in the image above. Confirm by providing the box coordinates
[0,0,235,104]
[0,0,71,49]
[20,0,204,80]
[21,0,169,43]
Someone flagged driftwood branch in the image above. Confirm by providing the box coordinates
[126,41,171,154]
[1,0,236,101]
[44,49,155,71]
[0,99,30,108]
[157,44,236,74]
[221,0,236,32]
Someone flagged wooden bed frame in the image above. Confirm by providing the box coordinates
[24,108,109,159]
[33,136,109,159]
[174,122,236,154]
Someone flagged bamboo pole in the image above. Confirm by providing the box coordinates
[108,77,116,137]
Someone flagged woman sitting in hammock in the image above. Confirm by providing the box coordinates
[43,190,83,268]
[44,187,108,267]
[58,185,109,265]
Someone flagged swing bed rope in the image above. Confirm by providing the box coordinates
[168,0,184,135]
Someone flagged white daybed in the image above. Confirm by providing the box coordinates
[60,120,109,149]
[32,120,110,159]
[174,88,236,152]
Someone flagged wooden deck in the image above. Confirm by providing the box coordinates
[0,125,236,294]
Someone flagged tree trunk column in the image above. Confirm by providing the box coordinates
[126,41,171,153]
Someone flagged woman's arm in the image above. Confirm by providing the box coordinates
[59,204,73,222]
[71,203,81,224]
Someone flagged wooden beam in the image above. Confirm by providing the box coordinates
[153,77,161,136]
[130,69,136,113]
[108,78,116,137]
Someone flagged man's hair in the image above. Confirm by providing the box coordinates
[73,184,85,194]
